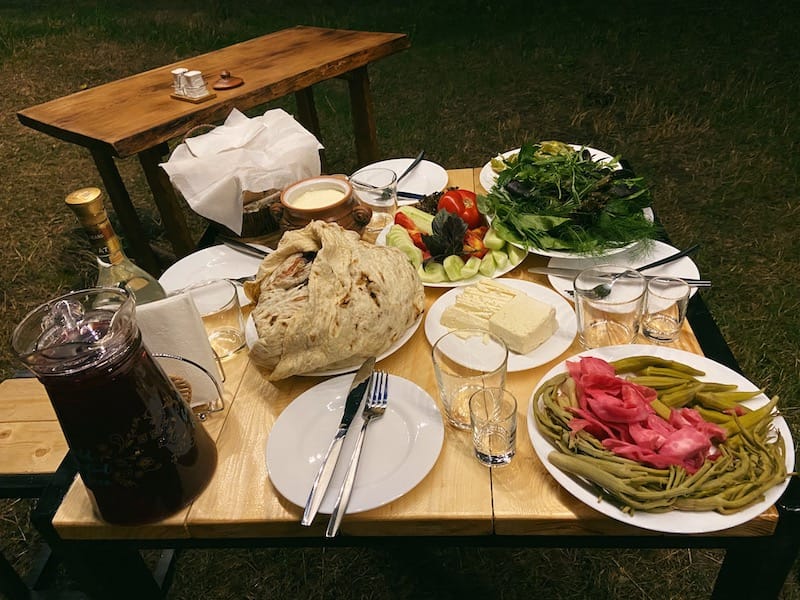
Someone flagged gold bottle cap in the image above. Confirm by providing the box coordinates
[65,187,107,226]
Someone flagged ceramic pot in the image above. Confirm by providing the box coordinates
[270,176,372,234]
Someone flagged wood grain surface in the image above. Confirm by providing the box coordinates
[17,26,409,157]
[0,378,67,476]
[41,168,778,540]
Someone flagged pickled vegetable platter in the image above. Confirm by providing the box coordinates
[527,345,793,534]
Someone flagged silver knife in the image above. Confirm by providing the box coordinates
[222,239,272,259]
[526,266,710,286]
[300,357,376,526]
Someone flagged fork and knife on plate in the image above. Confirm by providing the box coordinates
[300,357,389,537]
[527,243,711,293]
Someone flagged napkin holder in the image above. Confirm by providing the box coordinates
[137,293,225,418]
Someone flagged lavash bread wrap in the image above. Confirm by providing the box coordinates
[244,221,425,380]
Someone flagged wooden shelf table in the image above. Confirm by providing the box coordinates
[8,169,799,598]
[17,26,410,274]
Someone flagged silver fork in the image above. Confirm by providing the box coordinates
[325,370,389,538]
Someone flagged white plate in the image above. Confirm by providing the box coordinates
[375,226,525,288]
[546,240,702,301]
[424,278,577,372]
[358,158,448,206]
[245,313,422,377]
[527,344,793,534]
[266,373,444,514]
[480,145,654,260]
[159,244,268,305]
[479,144,615,193]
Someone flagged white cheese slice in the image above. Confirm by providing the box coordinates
[439,305,489,330]
[488,293,557,354]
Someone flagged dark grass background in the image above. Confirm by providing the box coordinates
[1,1,798,597]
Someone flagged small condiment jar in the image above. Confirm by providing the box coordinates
[271,176,372,234]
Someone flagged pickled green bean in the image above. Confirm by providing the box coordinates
[532,357,789,516]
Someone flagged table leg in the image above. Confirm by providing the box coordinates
[60,542,162,599]
[88,147,161,275]
[344,66,379,166]
[712,497,800,598]
[294,87,327,173]
[138,144,196,258]
[0,553,31,600]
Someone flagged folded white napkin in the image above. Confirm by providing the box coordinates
[137,293,223,412]
[161,108,324,234]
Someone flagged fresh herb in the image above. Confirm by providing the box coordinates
[478,141,660,254]
[416,190,443,215]
[421,209,468,262]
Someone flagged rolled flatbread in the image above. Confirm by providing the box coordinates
[244,221,425,380]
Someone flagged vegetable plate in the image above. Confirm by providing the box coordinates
[383,189,526,286]
[479,141,660,258]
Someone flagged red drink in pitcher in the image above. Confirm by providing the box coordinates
[13,288,217,525]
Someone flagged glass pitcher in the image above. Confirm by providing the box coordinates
[12,287,218,525]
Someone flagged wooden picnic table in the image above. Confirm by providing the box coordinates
[3,168,792,598]
[16,26,410,274]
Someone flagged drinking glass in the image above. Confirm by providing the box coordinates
[185,279,246,359]
[641,276,691,343]
[349,167,398,243]
[431,329,508,430]
[574,266,646,349]
[469,387,517,467]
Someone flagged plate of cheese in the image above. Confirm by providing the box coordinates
[424,278,577,372]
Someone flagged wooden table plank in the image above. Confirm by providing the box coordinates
[17,26,410,158]
[186,168,493,539]
[47,168,778,542]
[0,378,67,477]
[0,378,55,423]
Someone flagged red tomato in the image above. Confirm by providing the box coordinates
[437,189,483,228]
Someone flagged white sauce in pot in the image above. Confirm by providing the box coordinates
[289,188,345,210]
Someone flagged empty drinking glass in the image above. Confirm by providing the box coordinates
[574,266,646,349]
[431,329,508,430]
[469,387,517,467]
[641,276,690,343]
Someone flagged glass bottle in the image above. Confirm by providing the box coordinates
[64,187,167,304]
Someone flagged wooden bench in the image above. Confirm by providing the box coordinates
[0,377,68,600]
[17,26,411,274]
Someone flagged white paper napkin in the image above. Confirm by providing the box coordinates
[137,293,222,411]
[161,108,324,234]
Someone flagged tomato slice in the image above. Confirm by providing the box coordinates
[394,212,428,252]
[437,189,483,228]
